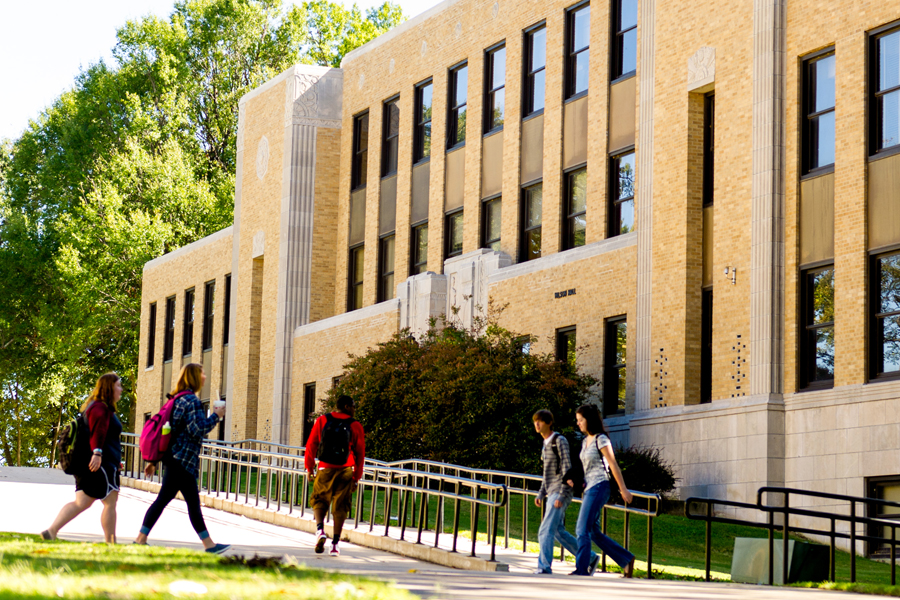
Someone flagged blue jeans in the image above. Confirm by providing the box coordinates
[574,481,634,574]
[537,494,596,573]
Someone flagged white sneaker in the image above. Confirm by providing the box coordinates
[329,544,340,557]
[314,530,327,554]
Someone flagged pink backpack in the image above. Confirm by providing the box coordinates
[139,391,190,462]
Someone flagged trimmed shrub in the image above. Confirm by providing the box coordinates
[610,444,678,504]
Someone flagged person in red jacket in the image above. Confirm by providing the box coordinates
[304,394,365,557]
[43,373,123,544]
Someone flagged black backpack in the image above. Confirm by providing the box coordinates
[57,413,91,475]
[317,414,356,464]
[551,432,585,491]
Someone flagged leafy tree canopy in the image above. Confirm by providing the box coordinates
[0,0,404,466]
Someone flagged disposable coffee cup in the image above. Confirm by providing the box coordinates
[213,399,226,409]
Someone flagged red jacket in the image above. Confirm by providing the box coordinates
[86,401,112,453]
[304,412,366,482]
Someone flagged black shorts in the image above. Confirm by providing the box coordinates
[74,462,120,500]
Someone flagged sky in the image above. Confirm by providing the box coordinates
[0,0,437,142]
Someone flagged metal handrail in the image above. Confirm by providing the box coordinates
[686,487,900,585]
[119,433,659,572]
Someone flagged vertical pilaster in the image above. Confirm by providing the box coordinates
[634,0,657,412]
[750,0,785,397]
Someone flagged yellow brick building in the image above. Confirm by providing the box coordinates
[136,0,900,551]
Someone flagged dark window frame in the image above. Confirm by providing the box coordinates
[521,182,543,262]
[604,316,627,416]
[163,296,176,362]
[556,325,577,366]
[801,48,836,176]
[565,1,591,100]
[381,96,400,178]
[609,148,636,238]
[147,302,157,368]
[302,382,317,445]
[870,248,900,381]
[865,475,900,557]
[182,288,195,357]
[703,93,715,207]
[410,221,429,275]
[445,209,464,260]
[413,80,433,164]
[447,62,469,150]
[378,233,396,303]
[869,22,900,158]
[481,195,502,251]
[222,274,231,346]
[351,111,369,190]
[523,22,547,118]
[701,288,713,403]
[563,165,588,251]
[484,42,507,134]
[202,280,215,352]
[611,0,637,82]
[348,244,365,312]
[799,264,836,390]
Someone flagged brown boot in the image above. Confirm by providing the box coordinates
[623,558,635,578]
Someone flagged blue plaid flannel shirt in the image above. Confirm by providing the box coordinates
[170,392,219,478]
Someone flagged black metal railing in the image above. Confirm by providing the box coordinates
[686,487,900,585]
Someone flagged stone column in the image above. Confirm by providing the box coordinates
[224,103,246,440]
[750,0,785,398]
[634,0,657,412]
[271,67,343,444]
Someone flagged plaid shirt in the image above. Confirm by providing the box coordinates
[170,392,219,478]
[537,432,573,502]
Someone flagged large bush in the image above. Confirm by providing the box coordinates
[327,315,597,475]
[610,445,678,504]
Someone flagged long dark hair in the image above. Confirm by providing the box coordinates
[576,404,608,437]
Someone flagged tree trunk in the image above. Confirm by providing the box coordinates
[50,400,64,467]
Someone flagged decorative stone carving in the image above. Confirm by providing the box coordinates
[389,58,395,74]
[420,41,427,57]
[455,22,462,37]
[357,73,365,90]
[252,230,265,258]
[687,46,716,92]
[236,102,246,154]
[255,136,269,180]
[491,2,500,18]
[287,67,343,129]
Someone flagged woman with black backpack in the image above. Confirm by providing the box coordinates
[133,363,229,553]
[42,373,124,543]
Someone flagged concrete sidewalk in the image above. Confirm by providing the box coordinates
[0,467,882,600]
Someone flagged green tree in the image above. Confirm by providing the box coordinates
[328,313,598,475]
[0,0,404,465]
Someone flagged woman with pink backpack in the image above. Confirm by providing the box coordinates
[134,363,229,553]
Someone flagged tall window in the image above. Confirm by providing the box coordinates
[701,289,713,403]
[348,245,364,311]
[703,94,715,206]
[382,97,400,177]
[564,167,587,250]
[485,44,506,133]
[448,63,468,149]
[604,317,627,415]
[521,183,543,261]
[182,288,195,357]
[202,280,215,352]
[163,296,176,362]
[556,326,577,367]
[352,112,369,189]
[612,0,637,80]
[609,151,635,237]
[524,24,547,117]
[147,302,157,368]
[482,196,502,251]
[566,3,591,99]
[379,235,396,302]
[445,210,464,259]
[871,26,900,154]
[801,266,835,388]
[222,274,231,346]
[803,51,836,174]
[303,383,317,445]
[411,223,429,275]
[414,81,433,163]
[872,251,900,379]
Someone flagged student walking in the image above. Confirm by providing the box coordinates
[43,373,124,544]
[532,409,598,575]
[568,404,635,577]
[304,395,365,557]
[134,363,229,554]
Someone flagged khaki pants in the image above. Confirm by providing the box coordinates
[311,467,354,520]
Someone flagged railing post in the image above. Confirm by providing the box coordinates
[416,484,427,544]
[504,476,510,549]
[829,517,836,582]
[522,490,529,554]
[705,500,712,582]
[399,482,410,540]
[435,493,443,549]
[452,495,461,553]
[384,472,395,536]
[471,484,481,558]
[490,487,503,562]
[782,492,790,585]
[892,525,896,586]
[601,506,608,572]
[850,500,856,583]
[624,506,630,551]
[647,513,653,579]
[768,508,774,585]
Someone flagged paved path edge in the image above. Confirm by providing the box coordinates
[122,476,509,572]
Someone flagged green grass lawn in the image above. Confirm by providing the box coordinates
[0,533,414,600]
